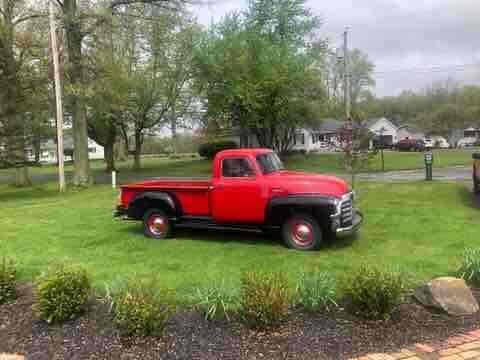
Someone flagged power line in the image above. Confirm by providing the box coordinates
[373,63,479,77]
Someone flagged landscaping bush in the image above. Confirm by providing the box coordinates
[0,257,17,304]
[198,141,238,159]
[458,248,480,285]
[341,265,407,320]
[240,271,291,329]
[34,265,91,323]
[113,281,174,336]
[296,271,337,312]
[192,280,239,321]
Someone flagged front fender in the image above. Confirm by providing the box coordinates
[265,194,337,226]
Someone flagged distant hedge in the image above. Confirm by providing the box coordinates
[198,141,238,159]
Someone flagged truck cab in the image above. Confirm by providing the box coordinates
[115,148,363,251]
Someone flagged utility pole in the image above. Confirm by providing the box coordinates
[49,0,66,192]
[343,27,352,129]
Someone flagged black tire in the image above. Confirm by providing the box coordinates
[282,214,322,251]
[143,208,173,240]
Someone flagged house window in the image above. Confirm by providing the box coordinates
[89,147,96,153]
[295,133,305,145]
[221,157,255,178]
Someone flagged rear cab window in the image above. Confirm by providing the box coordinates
[221,157,255,178]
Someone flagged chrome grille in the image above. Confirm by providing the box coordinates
[340,196,353,226]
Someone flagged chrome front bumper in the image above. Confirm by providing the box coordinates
[335,209,363,236]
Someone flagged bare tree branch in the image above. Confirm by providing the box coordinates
[110,0,181,9]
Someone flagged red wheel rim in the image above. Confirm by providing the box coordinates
[147,214,168,236]
[290,221,314,246]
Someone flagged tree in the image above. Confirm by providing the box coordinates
[193,0,328,154]
[0,0,47,186]
[323,48,375,118]
[54,0,189,183]
[114,4,198,170]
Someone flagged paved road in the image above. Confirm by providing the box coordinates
[0,166,473,185]
[357,165,472,182]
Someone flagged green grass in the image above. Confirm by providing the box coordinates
[1,180,478,302]
[1,149,477,183]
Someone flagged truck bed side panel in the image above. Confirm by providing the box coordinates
[121,178,211,216]
[175,190,210,216]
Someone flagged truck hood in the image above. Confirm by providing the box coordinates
[265,170,349,198]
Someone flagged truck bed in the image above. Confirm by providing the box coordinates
[121,178,212,216]
[122,177,212,191]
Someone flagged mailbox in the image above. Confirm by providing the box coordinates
[425,151,434,181]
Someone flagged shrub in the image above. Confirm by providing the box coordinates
[296,271,337,312]
[34,265,91,323]
[198,141,238,159]
[341,265,407,320]
[192,281,239,321]
[113,281,174,336]
[0,258,17,304]
[240,271,291,329]
[458,248,480,285]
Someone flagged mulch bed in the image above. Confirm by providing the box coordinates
[2,283,480,360]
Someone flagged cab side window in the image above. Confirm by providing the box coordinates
[222,157,255,178]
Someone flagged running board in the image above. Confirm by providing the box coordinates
[177,217,264,233]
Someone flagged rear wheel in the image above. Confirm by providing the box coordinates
[143,208,173,240]
[282,214,322,251]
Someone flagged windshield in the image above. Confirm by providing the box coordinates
[256,152,285,174]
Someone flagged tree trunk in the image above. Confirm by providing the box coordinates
[171,106,177,154]
[104,139,115,172]
[64,0,91,186]
[15,165,31,187]
[34,137,41,163]
[133,133,142,171]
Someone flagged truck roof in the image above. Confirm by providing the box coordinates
[218,148,273,157]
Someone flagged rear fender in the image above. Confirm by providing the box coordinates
[127,192,182,220]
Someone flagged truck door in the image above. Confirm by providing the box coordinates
[211,156,265,223]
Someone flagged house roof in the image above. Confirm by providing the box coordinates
[398,124,425,135]
[317,119,344,133]
[365,117,400,130]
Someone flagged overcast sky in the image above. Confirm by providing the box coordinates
[190,0,480,97]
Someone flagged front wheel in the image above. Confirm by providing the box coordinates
[143,208,173,240]
[282,214,322,251]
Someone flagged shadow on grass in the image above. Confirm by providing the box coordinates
[457,185,480,210]
[121,223,359,250]
[0,185,60,204]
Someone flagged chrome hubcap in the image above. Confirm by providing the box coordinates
[148,215,167,236]
[291,221,314,246]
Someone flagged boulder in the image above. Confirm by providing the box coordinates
[414,277,479,316]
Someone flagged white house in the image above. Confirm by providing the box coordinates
[367,118,400,148]
[28,137,104,164]
[229,117,402,153]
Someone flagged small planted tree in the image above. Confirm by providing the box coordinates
[337,119,377,189]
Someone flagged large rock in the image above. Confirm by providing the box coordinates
[414,277,479,316]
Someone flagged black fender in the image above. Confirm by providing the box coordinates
[127,191,182,220]
[265,195,337,227]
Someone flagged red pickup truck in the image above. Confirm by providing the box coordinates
[115,148,362,251]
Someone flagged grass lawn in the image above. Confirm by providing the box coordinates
[1,180,478,301]
[0,148,478,184]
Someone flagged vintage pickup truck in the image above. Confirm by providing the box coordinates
[474,153,480,194]
[115,148,362,251]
